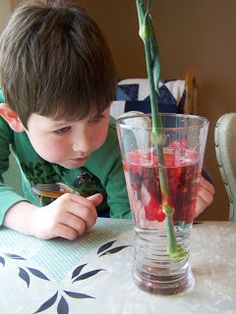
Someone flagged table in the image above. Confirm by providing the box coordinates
[0,219,235,314]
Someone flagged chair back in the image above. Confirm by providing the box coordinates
[215,113,236,221]
[110,68,198,119]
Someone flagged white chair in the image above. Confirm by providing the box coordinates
[215,113,236,221]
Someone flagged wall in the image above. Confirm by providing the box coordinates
[1,0,234,220]
[0,1,10,31]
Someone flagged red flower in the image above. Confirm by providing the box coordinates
[144,196,166,222]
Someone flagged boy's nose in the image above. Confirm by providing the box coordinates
[72,136,93,154]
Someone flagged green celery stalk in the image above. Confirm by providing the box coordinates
[135,0,186,259]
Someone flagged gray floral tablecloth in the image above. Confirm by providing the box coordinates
[0,219,235,314]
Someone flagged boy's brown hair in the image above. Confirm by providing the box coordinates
[0,0,116,127]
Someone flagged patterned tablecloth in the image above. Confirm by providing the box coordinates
[0,219,235,314]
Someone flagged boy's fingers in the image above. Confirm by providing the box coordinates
[56,193,101,229]
[200,176,215,194]
[55,193,102,230]
[60,212,87,236]
[53,224,79,241]
[86,193,103,207]
[194,187,214,218]
[198,188,214,206]
[65,192,103,207]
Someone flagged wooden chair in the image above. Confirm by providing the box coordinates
[184,67,198,114]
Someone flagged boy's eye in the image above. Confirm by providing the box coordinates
[53,126,71,135]
[89,114,104,123]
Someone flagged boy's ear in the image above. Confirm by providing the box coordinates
[0,104,25,132]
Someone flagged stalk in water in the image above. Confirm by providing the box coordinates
[135,0,187,259]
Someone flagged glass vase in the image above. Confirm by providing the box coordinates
[116,113,209,295]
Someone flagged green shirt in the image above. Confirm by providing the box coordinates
[0,100,131,224]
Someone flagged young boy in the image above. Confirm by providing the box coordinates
[0,1,214,240]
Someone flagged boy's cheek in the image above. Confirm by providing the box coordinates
[31,140,67,163]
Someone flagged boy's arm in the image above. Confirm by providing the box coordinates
[3,201,38,235]
[3,193,103,239]
[0,184,28,224]
[0,114,30,224]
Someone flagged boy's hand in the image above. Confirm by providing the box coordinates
[194,176,215,218]
[3,193,103,240]
[32,193,102,240]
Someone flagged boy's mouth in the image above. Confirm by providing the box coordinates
[60,157,88,169]
[72,156,88,162]
[59,155,91,169]
[70,156,89,165]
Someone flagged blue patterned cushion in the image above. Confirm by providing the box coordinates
[111,79,185,118]
[124,99,183,114]
[116,84,139,101]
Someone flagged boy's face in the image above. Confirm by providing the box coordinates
[25,107,111,169]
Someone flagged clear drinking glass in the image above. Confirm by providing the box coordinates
[116,113,209,295]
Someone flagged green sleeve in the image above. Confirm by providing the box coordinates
[0,88,4,102]
[0,117,27,225]
[86,118,132,219]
